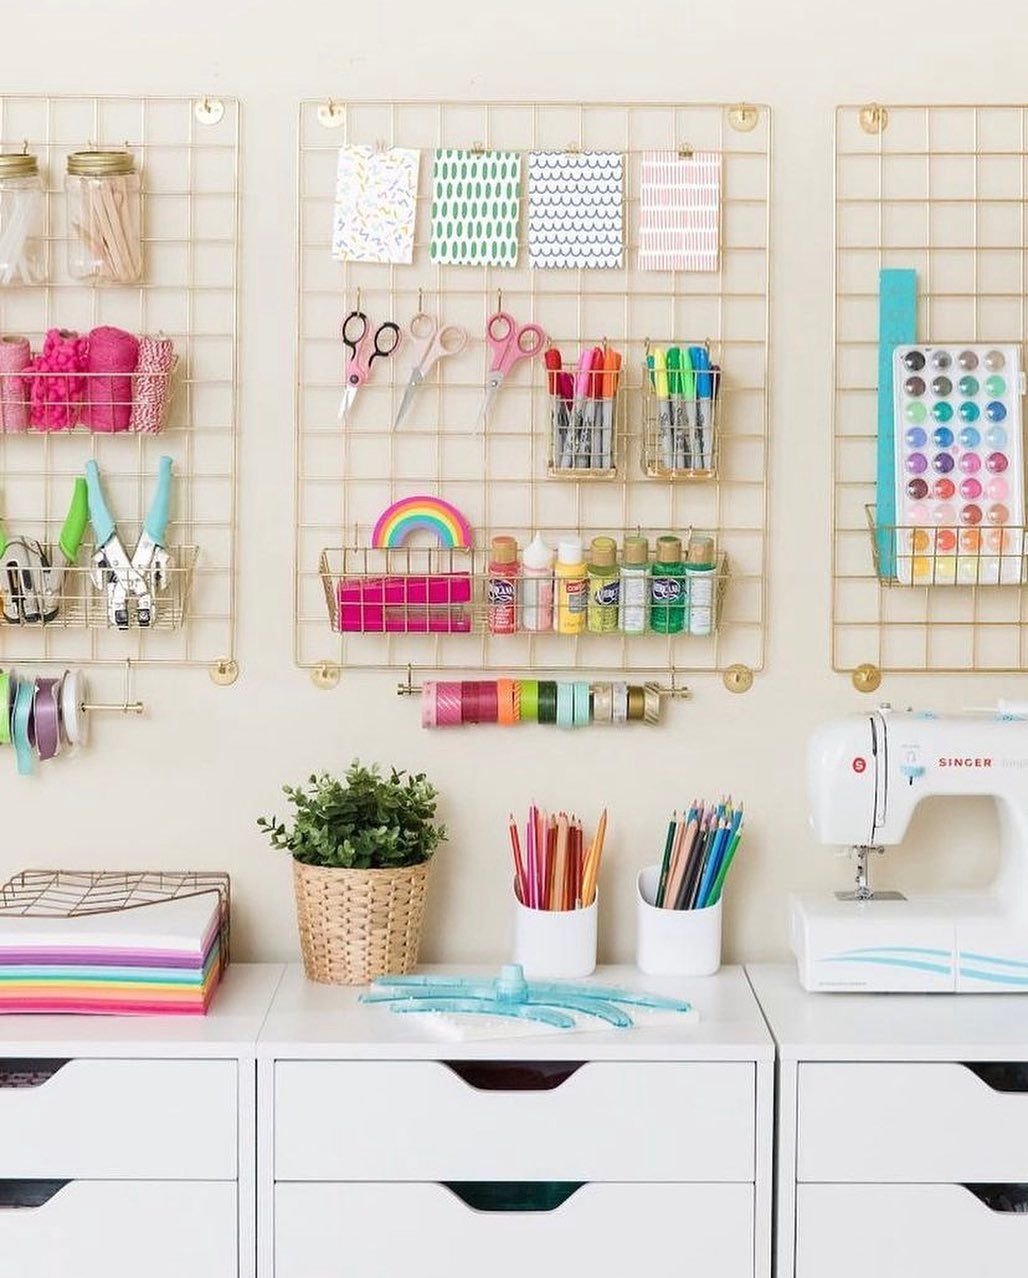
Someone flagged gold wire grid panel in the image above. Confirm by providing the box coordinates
[0,94,239,670]
[833,103,1028,676]
[295,99,771,678]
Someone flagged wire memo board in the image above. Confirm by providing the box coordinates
[295,99,771,690]
[833,103,1028,685]
[0,94,239,677]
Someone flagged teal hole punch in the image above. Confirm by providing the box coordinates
[360,963,695,1030]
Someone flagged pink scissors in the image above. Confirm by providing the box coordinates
[393,312,469,427]
[339,309,402,419]
[478,310,548,422]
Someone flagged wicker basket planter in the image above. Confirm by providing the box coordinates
[291,856,431,985]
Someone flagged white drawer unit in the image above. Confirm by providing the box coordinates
[0,963,284,1278]
[275,1181,755,1278]
[0,1179,237,1278]
[259,965,774,1278]
[747,963,1028,1278]
[275,1058,755,1181]
[0,1058,237,1178]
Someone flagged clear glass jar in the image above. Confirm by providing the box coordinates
[66,149,142,284]
[0,151,45,286]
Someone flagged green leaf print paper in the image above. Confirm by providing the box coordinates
[430,149,521,267]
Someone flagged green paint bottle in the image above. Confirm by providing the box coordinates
[587,536,620,633]
[650,534,688,633]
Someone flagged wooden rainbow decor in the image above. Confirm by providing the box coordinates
[371,495,473,549]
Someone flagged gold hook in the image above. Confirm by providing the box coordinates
[417,287,424,314]
[496,288,503,314]
[355,287,362,313]
[21,139,28,155]
[677,142,694,159]
[470,140,485,156]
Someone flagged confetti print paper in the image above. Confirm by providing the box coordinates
[639,150,722,272]
[332,146,420,264]
[528,151,623,269]
[430,150,521,267]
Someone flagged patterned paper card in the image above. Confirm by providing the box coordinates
[332,146,420,265]
[528,151,623,269]
[639,150,722,272]
[430,150,521,267]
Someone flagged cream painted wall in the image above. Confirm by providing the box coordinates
[3,0,1022,964]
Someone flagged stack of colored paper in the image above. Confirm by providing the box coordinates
[0,892,224,1015]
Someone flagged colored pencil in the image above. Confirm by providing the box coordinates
[655,812,678,907]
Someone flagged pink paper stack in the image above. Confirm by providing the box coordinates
[337,573,472,632]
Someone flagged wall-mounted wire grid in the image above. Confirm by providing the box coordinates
[0,94,239,672]
[295,99,771,683]
[833,102,1028,678]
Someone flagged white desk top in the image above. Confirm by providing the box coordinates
[259,964,774,1061]
[0,962,284,1058]
[747,962,1028,1061]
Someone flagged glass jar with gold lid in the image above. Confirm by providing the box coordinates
[0,149,45,286]
[65,148,142,284]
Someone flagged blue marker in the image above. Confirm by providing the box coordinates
[690,346,714,470]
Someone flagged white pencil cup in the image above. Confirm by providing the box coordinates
[512,890,598,979]
[635,864,722,976]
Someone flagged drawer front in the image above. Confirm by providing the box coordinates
[275,1059,754,1181]
[797,1184,1028,1278]
[798,1062,1028,1182]
[0,1180,236,1278]
[0,1058,236,1178]
[276,1182,754,1278]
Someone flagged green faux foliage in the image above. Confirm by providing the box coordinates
[257,762,446,871]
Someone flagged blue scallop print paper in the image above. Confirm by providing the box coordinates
[430,150,522,267]
[527,151,624,269]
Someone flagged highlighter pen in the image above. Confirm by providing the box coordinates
[648,347,673,472]
[690,345,713,471]
[679,347,696,472]
[666,346,685,470]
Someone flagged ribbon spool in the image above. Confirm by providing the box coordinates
[85,325,140,433]
[435,681,462,727]
[129,334,175,433]
[0,335,30,433]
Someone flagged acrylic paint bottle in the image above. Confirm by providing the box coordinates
[619,534,651,634]
[488,535,520,634]
[555,536,587,634]
[521,532,554,632]
[686,534,717,636]
[587,536,620,633]
[650,534,687,633]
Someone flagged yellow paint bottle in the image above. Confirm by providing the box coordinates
[555,535,587,634]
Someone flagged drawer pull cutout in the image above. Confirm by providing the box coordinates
[0,1180,69,1208]
[0,1059,68,1089]
[965,1184,1028,1213]
[442,1061,584,1091]
[444,1182,584,1212]
[964,1062,1028,1093]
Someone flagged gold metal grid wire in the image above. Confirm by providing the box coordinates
[295,99,771,683]
[833,103,1028,679]
[0,94,239,673]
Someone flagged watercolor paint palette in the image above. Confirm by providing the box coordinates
[892,344,1026,585]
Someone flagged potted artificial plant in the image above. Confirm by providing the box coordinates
[258,762,446,985]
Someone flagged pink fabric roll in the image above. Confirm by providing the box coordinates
[85,325,139,433]
[0,335,30,433]
[128,333,175,434]
[28,329,89,431]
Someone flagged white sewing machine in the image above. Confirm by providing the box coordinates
[792,706,1028,992]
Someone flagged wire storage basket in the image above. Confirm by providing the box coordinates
[641,343,721,479]
[866,505,1026,587]
[291,857,431,985]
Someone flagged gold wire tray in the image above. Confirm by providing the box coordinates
[5,360,181,435]
[0,869,231,964]
[319,538,728,643]
[1,546,199,631]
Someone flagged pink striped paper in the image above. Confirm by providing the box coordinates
[639,150,722,272]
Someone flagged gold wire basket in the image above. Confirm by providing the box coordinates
[1,546,199,630]
[319,538,729,637]
[866,505,1026,587]
[641,344,722,480]
[1,359,181,435]
[0,869,231,965]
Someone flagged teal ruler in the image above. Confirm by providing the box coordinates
[876,269,918,579]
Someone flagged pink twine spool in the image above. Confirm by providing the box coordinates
[0,335,30,433]
[128,334,175,434]
[85,325,139,433]
[28,329,89,431]
[434,682,462,727]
